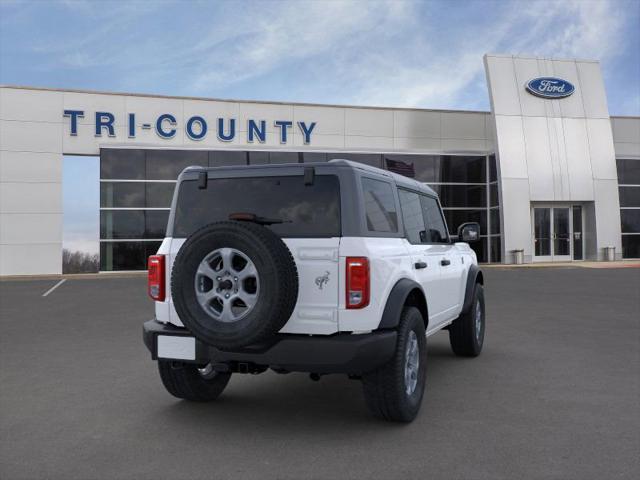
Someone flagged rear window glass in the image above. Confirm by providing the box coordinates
[173,175,340,238]
[361,177,398,233]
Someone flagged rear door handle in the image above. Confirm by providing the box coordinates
[440,259,451,266]
[414,261,427,269]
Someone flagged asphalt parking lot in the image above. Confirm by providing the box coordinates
[1,267,639,480]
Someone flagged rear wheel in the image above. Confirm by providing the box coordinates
[158,360,231,402]
[449,283,485,357]
[362,307,427,422]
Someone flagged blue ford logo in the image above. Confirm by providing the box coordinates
[526,77,575,99]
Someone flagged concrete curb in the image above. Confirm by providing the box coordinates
[0,271,147,282]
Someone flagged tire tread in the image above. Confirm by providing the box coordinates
[158,360,231,402]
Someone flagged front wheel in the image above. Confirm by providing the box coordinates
[362,306,427,422]
[449,283,485,357]
[158,360,231,402]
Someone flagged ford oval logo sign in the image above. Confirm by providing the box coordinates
[526,77,575,99]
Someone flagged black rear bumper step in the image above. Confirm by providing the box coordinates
[143,319,397,375]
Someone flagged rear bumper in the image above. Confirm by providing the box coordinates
[143,319,397,375]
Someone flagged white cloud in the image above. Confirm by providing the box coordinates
[337,0,629,108]
[187,1,415,92]
[11,0,636,111]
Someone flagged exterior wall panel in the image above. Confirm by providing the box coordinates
[611,117,640,158]
[563,118,594,200]
[0,151,62,182]
[485,54,622,262]
[522,116,554,200]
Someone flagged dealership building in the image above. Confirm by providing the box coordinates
[1,53,639,275]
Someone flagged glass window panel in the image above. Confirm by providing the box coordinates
[248,151,269,165]
[420,196,449,243]
[269,152,300,164]
[100,149,145,180]
[427,184,486,208]
[329,153,382,168]
[146,150,208,180]
[209,150,247,167]
[145,210,170,239]
[361,177,398,233]
[398,189,427,244]
[621,235,640,258]
[100,210,145,239]
[621,209,640,233]
[384,154,439,182]
[302,152,327,163]
[174,175,341,238]
[145,183,175,208]
[617,159,640,185]
[490,236,501,263]
[100,241,147,271]
[100,182,144,208]
[470,237,488,263]
[618,186,640,207]
[442,209,487,236]
[490,208,501,234]
[490,183,499,206]
[439,155,486,183]
[489,155,497,182]
[572,206,583,261]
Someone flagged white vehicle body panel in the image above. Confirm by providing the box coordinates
[156,237,341,334]
[337,237,412,332]
[156,235,476,335]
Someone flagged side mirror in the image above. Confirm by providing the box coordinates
[457,222,481,243]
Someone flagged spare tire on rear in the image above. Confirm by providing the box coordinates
[171,221,298,349]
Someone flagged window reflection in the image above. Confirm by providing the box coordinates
[146,150,207,180]
[99,149,503,268]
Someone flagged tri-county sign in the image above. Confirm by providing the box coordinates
[525,77,575,99]
[63,110,317,144]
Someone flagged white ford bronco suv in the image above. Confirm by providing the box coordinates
[143,159,485,422]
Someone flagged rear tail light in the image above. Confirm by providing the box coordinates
[148,255,165,301]
[346,257,369,309]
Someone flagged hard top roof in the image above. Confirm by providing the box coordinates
[183,159,437,197]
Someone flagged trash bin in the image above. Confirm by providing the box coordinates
[604,246,616,262]
[513,249,524,265]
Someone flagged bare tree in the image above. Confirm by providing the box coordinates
[62,249,99,274]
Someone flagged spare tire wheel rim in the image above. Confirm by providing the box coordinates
[194,247,260,323]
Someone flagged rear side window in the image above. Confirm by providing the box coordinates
[420,195,449,243]
[398,189,426,244]
[173,175,340,238]
[361,178,398,233]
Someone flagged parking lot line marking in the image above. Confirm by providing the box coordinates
[42,279,66,297]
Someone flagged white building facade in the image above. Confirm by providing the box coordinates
[1,54,639,275]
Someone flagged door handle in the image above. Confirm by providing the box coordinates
[441,259,451,266]
[414,261,427,269]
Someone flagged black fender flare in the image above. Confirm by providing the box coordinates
[461,264,484,314]
[377,278,428,330]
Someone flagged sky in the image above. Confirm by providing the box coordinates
[1,0,639,114]
[62,156,98,254]
[1,0,639,254]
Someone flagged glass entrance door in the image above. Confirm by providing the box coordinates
[532,205,583,262]
[534,207,552,260]
[552,207,571,261]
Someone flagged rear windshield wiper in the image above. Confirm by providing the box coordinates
[229,212,291,226]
